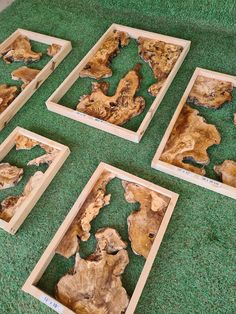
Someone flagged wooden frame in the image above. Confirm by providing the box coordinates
[22,162,179,314]
[46,23,191,143]
[0,29,72,130]
[152,67,236,200]
[0,127,70,234]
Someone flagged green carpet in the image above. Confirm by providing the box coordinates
[0,1,236,313]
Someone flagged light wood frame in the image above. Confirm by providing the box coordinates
[0,29,72,130]
[152,67,236,200]
[0,127,70,234]
[23,162,179,314]
[46,23,191,143]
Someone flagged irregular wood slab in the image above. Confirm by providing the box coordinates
[0,163,23,190]
[160,104,221,175]
[214,160,236,187]
[187,75,234,109]
[11,66,40,90]
[0,84,18,114]
[77,64,145,126]
[80,30,130,79]
[47,44,61,56]
[123,181,169,258]
[15,135,38,150]
[1,35,42,64]
[56,228,129,314]
[138,37,183,96]
[0,171,43,222]
[56,171,115,258]
[15,135,59,166]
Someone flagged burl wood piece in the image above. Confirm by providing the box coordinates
[56,228,129,314]
[0,84,18,114]
[77,64,145,126]
[15,135,59,166]
[187,75,234,109]
[1,35,42,64]
[0,171,43,222]
[56,171,115,258]
[11,66,40,90]
[214,160,236,188]
[160,104,221,175]
[0,163,23,190]
[122,181,169,258]
[138,37,183,96]
[80,30,130,79]
[47,44,61,56]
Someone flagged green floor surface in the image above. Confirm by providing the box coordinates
[0,1,236,313]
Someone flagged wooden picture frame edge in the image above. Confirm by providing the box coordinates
[151,67,236,200]
[46,23,191,143]
[22,161,179,314]
[0,126,70,234]
[0,29,72,130]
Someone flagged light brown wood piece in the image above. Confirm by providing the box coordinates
[77,64,145,126]
[0,84,18,114]
[214,160,236,188]
[80,30,130,79]
[47,44,61,56]
[1,35,42,63]
[56,228,129,314]
[56,171,115,258]
[187,75,233,109]
[160,104,221,175]
[123,181,169,258]
[138,37,183,96]
[11,66,41,90]
[0,163,23,190]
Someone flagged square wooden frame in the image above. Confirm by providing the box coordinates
[0,126,70,234]
[152,67,236,200]
[0,29,72,130]
[22,162,179,314]
[46,23,191,143]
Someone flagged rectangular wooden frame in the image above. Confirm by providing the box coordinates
[0,126,70,234]
[23,162,179,314]
[152,67,236,199]
[0,29,72,130]
[46,23,191,143]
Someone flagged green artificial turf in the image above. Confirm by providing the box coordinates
[0,1,236,313]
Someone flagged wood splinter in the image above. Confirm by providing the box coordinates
[47,44,61,57]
